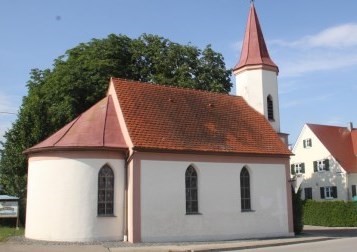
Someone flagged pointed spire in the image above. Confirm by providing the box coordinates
[234,2,278,73]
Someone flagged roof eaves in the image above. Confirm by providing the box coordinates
[23,146,129,155]
[132,146,291,157]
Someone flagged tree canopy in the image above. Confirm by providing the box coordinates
[0,33,232,199]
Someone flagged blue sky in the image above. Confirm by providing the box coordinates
[1,0,357,145]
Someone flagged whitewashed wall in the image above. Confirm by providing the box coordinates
[291,125,348,201]
[235,69,280,132]
[140,156,291,242]
[25,152,125,242]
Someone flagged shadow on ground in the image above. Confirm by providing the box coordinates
[303,226,357,238]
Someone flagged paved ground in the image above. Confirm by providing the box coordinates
[1,226,357,252]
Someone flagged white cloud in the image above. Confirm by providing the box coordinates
[280,53,357,77]
[232,23,357,77]
[272,23,357,49]
[269,23,357,77]
[281,93,333,109]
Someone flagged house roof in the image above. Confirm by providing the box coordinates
[307,123,357,173]
[112,78,290,156]
[24,95,128,154]
[233,3,278,73]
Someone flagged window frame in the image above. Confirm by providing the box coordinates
[304,187,313,200]
[314,159,330,172]
[352,185,357,198]
[294,163,305,174]
[240,167,251,212]
[303,138,312,148]
[97,165,115,216]
[267,95,274,121]
[317,160,325,172]
[185,165,199,214]
[320,186,337,199]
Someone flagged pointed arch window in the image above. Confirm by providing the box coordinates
[185,166,198,214]
[267,95,274,121]
[98,165,114,216]
[240,167,251,211]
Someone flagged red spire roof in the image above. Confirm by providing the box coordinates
[234,3,278,73]
[24,95,127,154]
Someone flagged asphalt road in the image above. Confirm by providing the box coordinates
[237,237,357,252]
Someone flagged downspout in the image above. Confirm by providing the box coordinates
[123,149,136,242]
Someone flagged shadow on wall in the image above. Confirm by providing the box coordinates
[298,155,348,201]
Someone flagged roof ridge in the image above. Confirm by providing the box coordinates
[102,95,110,147]
[111,77,233,97]
[53,115,81,146]
[308,123,350,129]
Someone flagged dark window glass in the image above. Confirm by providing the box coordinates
[185,166,198,214]
[240,167,251,211]
[352,185,357,197]
[304,187,313,200]
[98,165,114,216]
[267,95,274,121]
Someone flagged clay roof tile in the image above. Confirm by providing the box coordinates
[112,78,290,156]
[24,95,127,154]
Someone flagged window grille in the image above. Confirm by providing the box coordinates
[240,167,251,211]
[185,166,198,214]
[98,165,114,216]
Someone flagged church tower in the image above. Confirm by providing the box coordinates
[234,2,281,133]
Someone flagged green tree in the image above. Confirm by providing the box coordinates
[0,33,232,204]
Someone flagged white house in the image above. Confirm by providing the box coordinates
[24,3,293,243]
[290,123,357,201]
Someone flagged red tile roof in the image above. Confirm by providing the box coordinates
[24,95,127,154]
[308,124,357,173]
[234,3,278,73]
[112,78,290,156]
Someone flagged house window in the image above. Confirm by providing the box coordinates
[185,165,198,214]
[320,186,337,199]
[352,185,356,198]
[303,138,312,148]
[290,163,305,175]
[98,165,114,216]
[240,167,251,211]
[314,159,330,172]
[267,95,274,121]
[304,187,313,200]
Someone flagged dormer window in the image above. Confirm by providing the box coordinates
[303,138,312,148]
[267,95,274,121]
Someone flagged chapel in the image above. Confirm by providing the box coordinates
[24,2,293,242]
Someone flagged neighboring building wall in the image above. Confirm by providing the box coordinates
[25,151,125,242]
[235,69,280,132]
[291,125,348,201]
[138,152,292,242]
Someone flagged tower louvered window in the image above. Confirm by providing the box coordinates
[98,165,114,216]
[267,95,274,121]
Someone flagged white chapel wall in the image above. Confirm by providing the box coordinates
[139,153,291,242]
[25,152,125,242]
